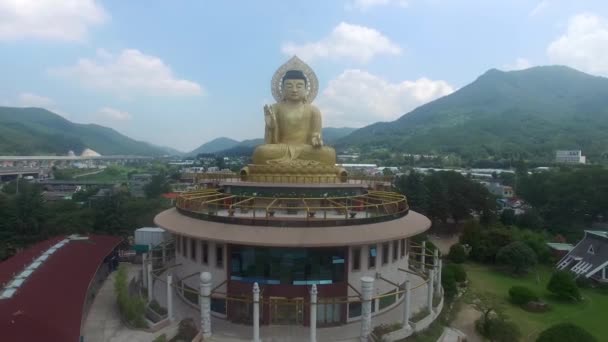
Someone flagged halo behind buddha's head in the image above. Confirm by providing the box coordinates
[282,70,307,86]
[271,56,319,103]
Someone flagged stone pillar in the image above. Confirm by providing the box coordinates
[167,274,174,321]
[401,279,411,329]
[253,282,261,342]
[200,272,212,339]
[421,241,426,272]
[147,262,153,302]
[310,284,318,342]
[436,260,443,297]
[433,249,440,290]
[360,276,374,342]
[142,253,148,284]
[427,270,435,313]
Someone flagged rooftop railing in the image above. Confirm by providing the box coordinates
[175,189,409,227]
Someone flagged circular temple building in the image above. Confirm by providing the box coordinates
[153,57,437,339]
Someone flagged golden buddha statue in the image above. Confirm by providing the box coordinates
[241,56,345,182]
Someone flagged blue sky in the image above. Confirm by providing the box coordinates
[1,0,607,152]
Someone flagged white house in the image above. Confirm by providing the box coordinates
[556,230,608,282]
[555,150,586,164]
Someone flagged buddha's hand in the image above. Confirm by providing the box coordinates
[311,133,324,147]
[264,104,276,128]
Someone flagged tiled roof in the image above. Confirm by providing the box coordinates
[0,235,122,342]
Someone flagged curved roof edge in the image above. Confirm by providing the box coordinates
[154,208,431,247]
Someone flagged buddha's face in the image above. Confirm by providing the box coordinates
[282,79,306,102]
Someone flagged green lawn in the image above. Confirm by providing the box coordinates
[464,263,607,341]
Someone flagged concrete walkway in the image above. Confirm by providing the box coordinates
[81,264,179,342]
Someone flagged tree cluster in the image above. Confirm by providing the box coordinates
[460,221,550,266]
[0,181,168,260]
[395,170,496,224]
[517,167,608,237]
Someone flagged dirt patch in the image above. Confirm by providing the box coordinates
[427,234,460,256]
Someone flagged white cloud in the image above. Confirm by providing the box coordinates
[547,13,608,76]
[502,58,532,71]
[50,49,204,96]
[529,0,549,17]
[317,69,454,127]
[17,92,55,107]
[4,92,70,118]
[0,0,106,41]
[96,107,132,121]
[282,22,401,63]
[348,0,409,11]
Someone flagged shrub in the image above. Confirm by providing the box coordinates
[441,270,458,299]
[372,323,402,338]
[152,334,167,342]
[149,299,168,316]
[442,264,467,299]
[170,319,198,342]
[508,286,538,305]
[115,264,147,328]
[445,264,467,282]
[547,271,581,301]
[476,315,521,342]
[448,243,467,263]
[536,323,597,342]
[576,276,593,289]
[496,241,537,274]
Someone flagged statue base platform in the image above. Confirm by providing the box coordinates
[240,163,347,183]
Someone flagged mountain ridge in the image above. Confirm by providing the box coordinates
[0,106,170,156]
[337,65,608,161]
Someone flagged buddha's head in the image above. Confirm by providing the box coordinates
[282,70,307,102]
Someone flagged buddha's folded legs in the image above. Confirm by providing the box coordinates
[252,144,336,165]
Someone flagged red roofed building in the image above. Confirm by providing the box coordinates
[0,235,122,342]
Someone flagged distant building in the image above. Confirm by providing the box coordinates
[483,182,514,198]
[556,230,608,282]
[80,148,101,157]
[337,154,360,162]
[555,150,586,164]
[129,173,154,197]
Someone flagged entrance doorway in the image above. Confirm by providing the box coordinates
[269,297,304,325]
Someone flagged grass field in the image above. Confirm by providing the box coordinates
[464,263,607,341]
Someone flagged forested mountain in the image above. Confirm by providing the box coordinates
[338,66,608,161]
[189,137,240,155]
[0,107,168,156]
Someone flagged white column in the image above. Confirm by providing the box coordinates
[147,262,153,302]
[433,249,440,292]
[142,253,148,287]
[310,284,318,342]
[167,274,174,321]
[436,260,443,297]
[253,282,261,342]
[401,279,411,330]
[421,241,426,273]
[200,272,212,339]
[427,270,435,313]
[148,243,153,262]
[360,276,374,342]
